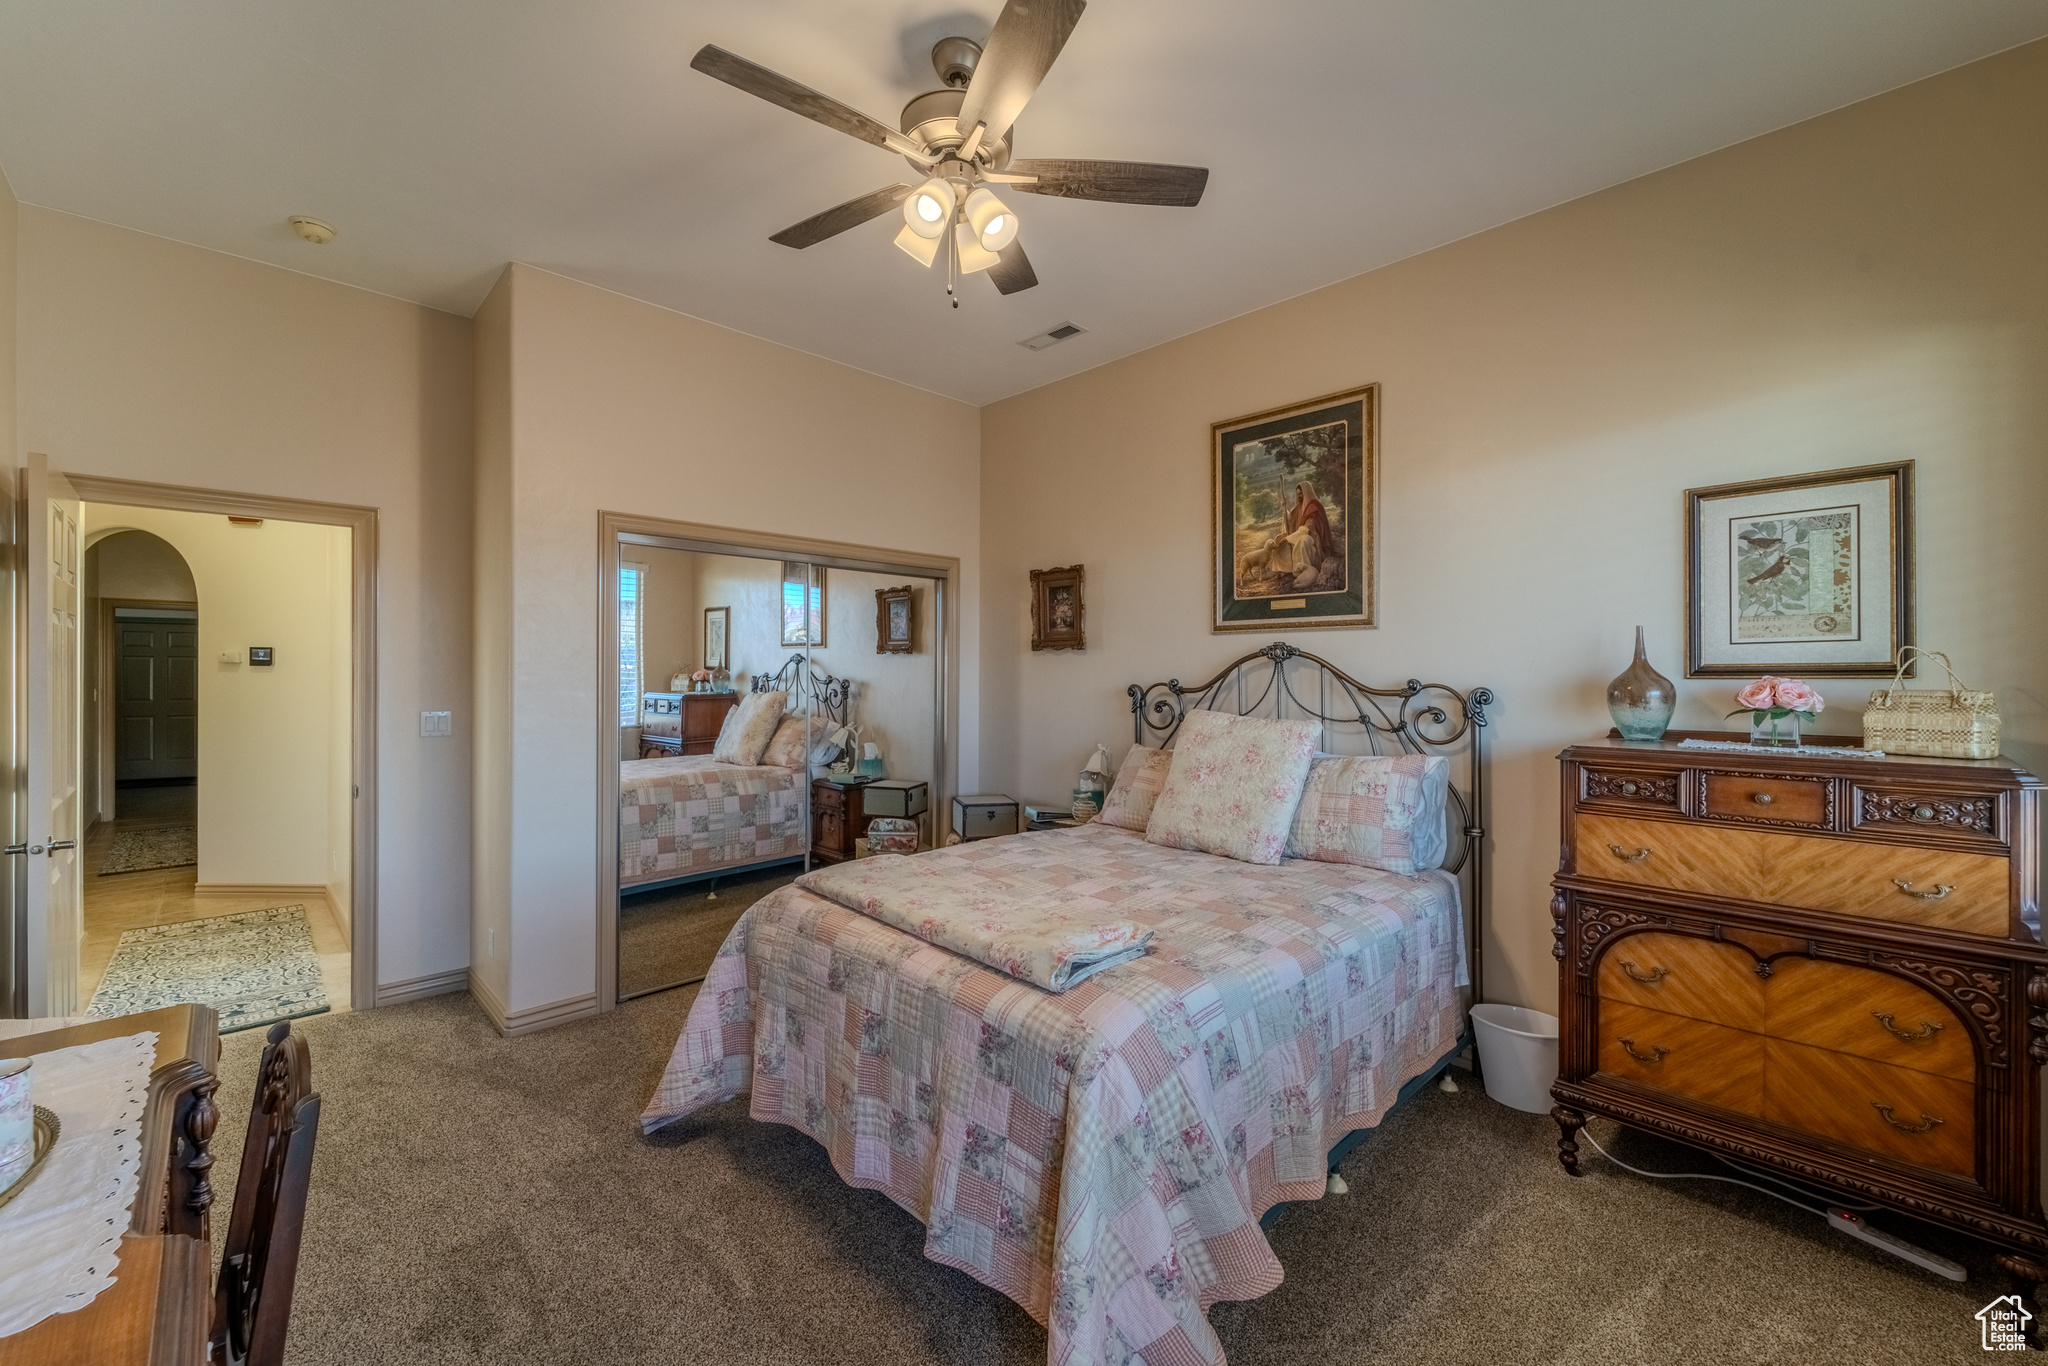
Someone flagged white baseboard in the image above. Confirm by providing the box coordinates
[325,882,352,949]
[469,969,509,1031]
[375,968,469,1006]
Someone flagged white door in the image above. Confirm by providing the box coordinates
[22,453,83,1017]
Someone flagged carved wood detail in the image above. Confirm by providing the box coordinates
[1861,790,1997,835]
[1585,770,1679,806]
[1550,891,1568,962]
[1692,767,1838,829]
[182,1075,219,1229]
[2028,969,2048,1068]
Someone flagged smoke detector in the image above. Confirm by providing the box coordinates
[1018,322,1086,352]
[289,216,336,244]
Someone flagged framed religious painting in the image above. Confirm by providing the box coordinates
[1213,384,1377,632]
[1685,460,1914,678]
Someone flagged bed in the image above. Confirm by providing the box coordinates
[641,644,1491,1365]
[618,655,851,893]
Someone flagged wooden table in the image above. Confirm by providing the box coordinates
[0,1005,221,1366]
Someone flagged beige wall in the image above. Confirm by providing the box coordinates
[82,505,350,897]
[19,208,473,995]
[479,264,980,1022]
[979,41,2048,1016]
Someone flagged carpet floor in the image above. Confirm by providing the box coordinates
[616,863,800,998]
[205,989,2005,1365]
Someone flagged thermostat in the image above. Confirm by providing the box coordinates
[249,647,274,666]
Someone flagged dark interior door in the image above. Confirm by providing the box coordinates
[116,616,198,781]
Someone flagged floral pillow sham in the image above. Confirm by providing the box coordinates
[712,690,788,766]
[1094,746,1175,831]
[1143,710,1320,865]
[1284,752,1450,875]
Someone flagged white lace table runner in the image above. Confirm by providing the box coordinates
[1676,738,1889,758]
[0,1030,158,1338]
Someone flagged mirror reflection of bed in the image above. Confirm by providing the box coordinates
[613,541,939,1000]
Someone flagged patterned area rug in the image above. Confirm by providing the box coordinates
[98,825,197,875]
[88,905,330,1034]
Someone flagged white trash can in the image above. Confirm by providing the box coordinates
[1470,1003,1560,1114]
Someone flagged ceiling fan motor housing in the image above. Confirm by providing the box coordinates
[930,36,981,88]
[901,87,1011,175]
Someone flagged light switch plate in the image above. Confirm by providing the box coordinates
[420,710,452,737]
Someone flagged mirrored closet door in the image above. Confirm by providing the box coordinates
[613,534,941,1001]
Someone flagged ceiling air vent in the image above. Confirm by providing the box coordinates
[1018,323,1087,352]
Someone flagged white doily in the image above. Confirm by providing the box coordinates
[0,1029,158,1337]
[1675,738,1890,759]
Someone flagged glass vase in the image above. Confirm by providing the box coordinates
[1606,626,1676,742]
[1748,710,1802,748]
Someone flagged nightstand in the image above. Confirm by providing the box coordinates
[811,778,870,863]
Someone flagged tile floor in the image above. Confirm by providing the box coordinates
[80,781,353,1014]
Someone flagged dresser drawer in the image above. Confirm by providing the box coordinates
[1574,813,2010,936]
[1853,784,2005,846]
[1579,766,1683,812]
[1595,932,1762,1032]
[813,783,848,812]
[1762,1037,1975,1178]
[1597,1001,1764,1116]
[1761,958,1973,1082]
[1699,771,1831,828]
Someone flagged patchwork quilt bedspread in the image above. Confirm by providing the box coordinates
[641,824,1467,1366]
[619,756,804,888]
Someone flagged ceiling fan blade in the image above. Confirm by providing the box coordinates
[988,241,1038,295]
[1003,159,1208,207]
[691,46,931,161]
[770,184,917,249]
[954,0,1087,143]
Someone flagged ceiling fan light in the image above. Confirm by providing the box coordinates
[954,222,1000,274]
[963,188,1019,252]
[894,223,941,267]
[903,178,956,239]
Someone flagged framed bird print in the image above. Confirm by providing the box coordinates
[1685,461,1913,677]
[1213,385,1376,632]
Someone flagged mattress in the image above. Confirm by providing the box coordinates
[642,822,1468,1366]
[619,755,805,888]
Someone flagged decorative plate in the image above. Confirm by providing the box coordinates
[0,1106,60,1212]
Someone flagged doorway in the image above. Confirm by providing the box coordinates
[75,509,355,1029]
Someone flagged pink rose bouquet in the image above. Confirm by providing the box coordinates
[1727,676,1824,725]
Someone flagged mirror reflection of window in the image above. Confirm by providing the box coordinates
[781,561,826,646]
[619,561,647,725]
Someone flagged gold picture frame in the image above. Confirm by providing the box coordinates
[875,585,916,654]
[1030,565,1084,651]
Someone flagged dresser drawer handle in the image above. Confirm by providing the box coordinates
[1872,1102,1944,1134]
[1617,960,1668,985]
[1872,1012,1944,1044]
[1750,792,1774,805]
[1618,1037,1668,1065]
[1606,843,1652,864]
[1892,878,1954,901]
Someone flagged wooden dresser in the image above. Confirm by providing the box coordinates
[640,691,737,758]
[1550,738,2048,1309]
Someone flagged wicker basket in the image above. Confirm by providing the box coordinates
[1863,648,2001,759]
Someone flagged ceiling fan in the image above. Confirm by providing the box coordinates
[690,0,1208,303]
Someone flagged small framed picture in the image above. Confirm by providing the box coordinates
[780,562,826,647]
[875,585,916,655]
[1030,565,1085,652]
[703,606,729,670]
[1685,460,1914,677]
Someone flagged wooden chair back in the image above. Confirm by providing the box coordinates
[212,1021,321,1366]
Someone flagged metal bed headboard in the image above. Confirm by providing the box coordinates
[751,653,853,725]
[1126,641,1494,1005]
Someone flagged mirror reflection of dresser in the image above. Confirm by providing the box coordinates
[639,691,737,758]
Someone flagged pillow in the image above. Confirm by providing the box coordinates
[1285,753,1450,875]
[713,690,787,766]
[760,713,829,770]
[1094,746,1174,831]
[1142,710,1320,865]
